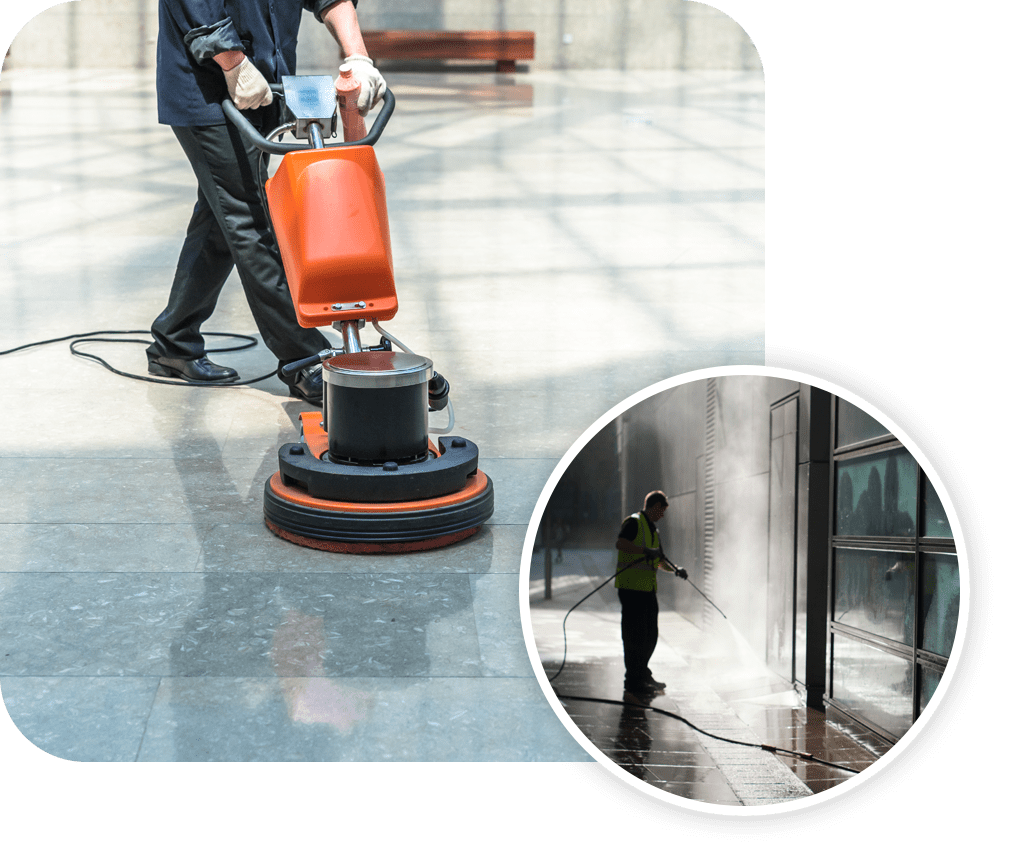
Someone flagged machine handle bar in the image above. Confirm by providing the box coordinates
[221,86,395,155]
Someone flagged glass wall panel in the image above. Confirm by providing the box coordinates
[834,547,916,644]
[922,473,953,538]
[921,553,960,657]
[832,632,913,739]
[834,448,917,537]
[919,665,943,715]
[836,399,890,449]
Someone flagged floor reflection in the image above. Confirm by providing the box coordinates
[532,558,890,805]
[1,66,762,761]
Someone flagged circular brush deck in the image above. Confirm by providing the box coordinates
[263,468,494,553]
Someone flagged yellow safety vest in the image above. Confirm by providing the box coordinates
[614,512,660,592]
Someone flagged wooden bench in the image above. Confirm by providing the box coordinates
[360,30,535,73]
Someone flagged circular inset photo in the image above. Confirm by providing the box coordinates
[521,367,966,812]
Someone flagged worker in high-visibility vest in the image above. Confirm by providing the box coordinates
[615,490,674,698]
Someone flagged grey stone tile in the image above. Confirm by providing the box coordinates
[0,66,762,764]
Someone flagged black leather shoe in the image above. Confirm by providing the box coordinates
[279,363,323,406]
[148,355,239,382]
[645,676,667,690]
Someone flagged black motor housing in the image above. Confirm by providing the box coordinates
[322,351,432,464]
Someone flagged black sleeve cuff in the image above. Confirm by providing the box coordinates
[184,18,244,65]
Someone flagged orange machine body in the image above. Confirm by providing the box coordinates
[265,146,397,328]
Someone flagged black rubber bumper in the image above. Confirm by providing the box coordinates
[264,473,495,544]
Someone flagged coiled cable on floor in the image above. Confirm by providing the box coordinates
[0,330,277,386]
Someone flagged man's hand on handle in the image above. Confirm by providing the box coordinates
[217,54,273,110]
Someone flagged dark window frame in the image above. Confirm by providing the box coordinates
[825,396,957,743]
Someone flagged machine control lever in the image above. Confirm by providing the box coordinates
[281,349,334,377]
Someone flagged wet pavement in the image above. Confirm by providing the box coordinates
[528,549,890,805]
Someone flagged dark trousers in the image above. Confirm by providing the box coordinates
[149,117,331,365]
[618,588,658,690]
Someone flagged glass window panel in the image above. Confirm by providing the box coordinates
[919,665,943,715]
[834,548,916,644]
[836,399,890,449]
[832,632,913,739]
[922,473,953,538]
[921,553,960,657]
[834,448,917,537]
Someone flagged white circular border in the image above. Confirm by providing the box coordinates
[519,364,970,816]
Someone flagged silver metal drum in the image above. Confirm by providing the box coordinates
[322,351,433,464]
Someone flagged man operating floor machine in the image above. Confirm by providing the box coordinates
[223,76,493,554]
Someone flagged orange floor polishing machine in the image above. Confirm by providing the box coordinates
[223,76,493,553]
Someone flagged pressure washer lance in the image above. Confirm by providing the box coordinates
[659,551,727,620]
[544,548,861,775]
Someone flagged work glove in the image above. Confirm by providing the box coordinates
[338,54,387,115]
[223,57,273,110]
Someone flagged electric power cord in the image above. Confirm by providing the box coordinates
[544,548,861,775]
[0,330,277,387]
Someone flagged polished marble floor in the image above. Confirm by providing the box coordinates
[0,68,763,760]
[528,550,888,804]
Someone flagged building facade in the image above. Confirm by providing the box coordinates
[552,374,960,745]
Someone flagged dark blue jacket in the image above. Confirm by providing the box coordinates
[157,0,356,126]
